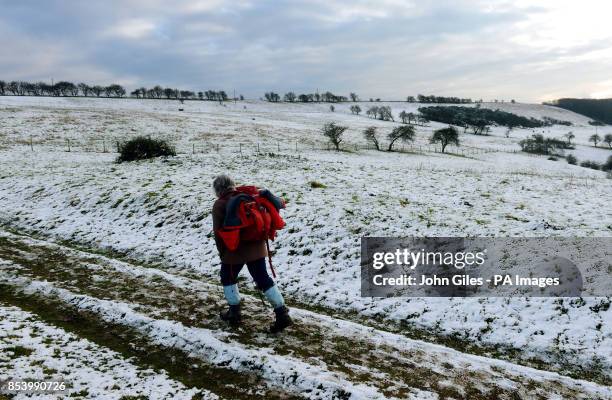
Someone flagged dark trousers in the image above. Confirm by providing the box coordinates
[220,257,274,292]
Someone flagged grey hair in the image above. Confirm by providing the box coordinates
[213,174,235,197]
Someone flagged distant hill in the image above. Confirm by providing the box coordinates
[545,98,612,125]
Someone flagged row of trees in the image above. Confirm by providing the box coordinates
[545,98,612,125]
[263,92,478,104]
[0,80,126,97]
[587,133,612,148]
[265,91,350,103]
[410,95,472,104]
[365,105,394,121]
[130,87,231,101]
[363,106,430,125]
[519,134,574,155]
[0,80,235,101]
[322,122,460,153]
[418,106,545,135]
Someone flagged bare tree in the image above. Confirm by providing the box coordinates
[284,92,296,102]
[264,92,280,102]
[349,92,358,102]
[106,84,125,97]
[387,125,415,151]
[564,132,575,145]
[0,80,5,95]
[378,106,394,121]
[430,126,460,153]
[399,110,408,124]
[78,83,91,96]
[90,85,102,97]
[363,126,380,150]
[152,85,163,99]
[322,122,347,151]
[366,106,378,119]
[7,81,20,95]
[180,90,194,99]
[54,81,77,96]
[407,112,416,124]
[589,134,601,147]
[604,133,612,149]
[350,105,361,115]
[163,87,176,99]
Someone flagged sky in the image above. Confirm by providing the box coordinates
[1,0,612,102]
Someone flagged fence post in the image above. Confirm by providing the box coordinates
[257,143,260,154]
[116,141,120,153]
[239,143,242,156]
[277,142,280,152]
[295,141,298,152]
[67,139,71,152]
[103,139,107,153]
[30,135,33,151]
[217,143,220,152]
[192,143,195,154]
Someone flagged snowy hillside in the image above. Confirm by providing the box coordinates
[1,96,611,398]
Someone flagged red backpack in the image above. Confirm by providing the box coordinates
[217,186,285,253]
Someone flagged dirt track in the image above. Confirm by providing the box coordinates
[1,230,610,399]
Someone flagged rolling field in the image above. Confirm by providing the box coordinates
[0,96,611,399]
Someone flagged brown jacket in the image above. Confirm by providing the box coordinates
[212,189,267,264]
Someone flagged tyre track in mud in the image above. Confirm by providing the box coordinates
[0,230,610,400]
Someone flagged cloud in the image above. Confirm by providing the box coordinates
[103,19,158,40]
[0,0,610,101]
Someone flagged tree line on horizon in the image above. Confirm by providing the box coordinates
[264,91,351,103]
[0,80,237,101]
[264,91,477,104]
[1,79,500,107]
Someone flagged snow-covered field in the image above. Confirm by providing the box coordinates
[0,96,611,398]
[0,304,212,399]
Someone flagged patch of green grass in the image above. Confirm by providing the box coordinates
[5,346,33,359]
[111,198,124,209]
[309,180,327,189]
[505,214,529,223]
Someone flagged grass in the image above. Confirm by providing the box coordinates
[5,345,34,359]
[1,227,608,387]
[0,285,294,400]
[309,180,327,189]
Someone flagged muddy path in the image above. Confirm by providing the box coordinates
[1,230,610,399]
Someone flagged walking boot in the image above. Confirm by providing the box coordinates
[220,304,241,326]
[270,305,293,333]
